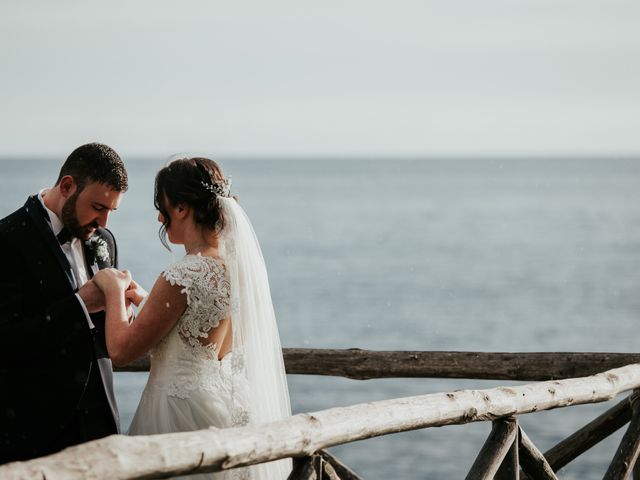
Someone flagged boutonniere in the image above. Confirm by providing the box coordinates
[85,236,110,263]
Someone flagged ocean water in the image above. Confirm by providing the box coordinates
[1,158,639,479]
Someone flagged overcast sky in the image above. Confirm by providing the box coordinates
[1,1,639,159]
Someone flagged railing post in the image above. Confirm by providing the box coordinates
[288,454,322,480]
[518,426,558,480]
[466,417,518,480]
[318,450,363,480]
[496,418,520,480]
[603,390,640,480]
[289,452,358,480]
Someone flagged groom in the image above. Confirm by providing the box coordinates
[0,143,129,463]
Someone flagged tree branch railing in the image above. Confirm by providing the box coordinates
[2,363,640,480]
[119,349,640,381]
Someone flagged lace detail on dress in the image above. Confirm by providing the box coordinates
[232,467,252,480]
[158,358,225,400]
[225,351,252,427]
[162,254,232,357]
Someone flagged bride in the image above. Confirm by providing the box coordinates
[93,157,292,479]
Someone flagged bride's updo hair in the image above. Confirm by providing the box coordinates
[154,157,229,249]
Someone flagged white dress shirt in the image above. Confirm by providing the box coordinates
[39,189,95,329]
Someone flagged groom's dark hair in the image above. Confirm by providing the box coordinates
[56,143,128,192]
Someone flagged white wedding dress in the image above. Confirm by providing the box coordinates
[129,197,292,479]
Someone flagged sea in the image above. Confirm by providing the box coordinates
[1,157,639,479]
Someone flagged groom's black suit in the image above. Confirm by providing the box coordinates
[0,195,120,463]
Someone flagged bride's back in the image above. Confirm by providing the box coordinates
[152,254,234,364]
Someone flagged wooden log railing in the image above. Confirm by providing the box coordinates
[604,392,640,480]
[2,362,640,480]
[518,426,557,479]
[120,349,640,381]
[466,417,519,480]
[543,393,634,470]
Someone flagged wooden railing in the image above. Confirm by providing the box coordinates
[1,350,640,479]
[121,348,640,380]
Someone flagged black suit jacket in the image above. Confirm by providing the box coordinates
[0,195,120,463]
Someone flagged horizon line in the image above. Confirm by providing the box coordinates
[2,154,640,162]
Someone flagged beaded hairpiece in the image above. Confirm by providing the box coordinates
[201,177,232,198]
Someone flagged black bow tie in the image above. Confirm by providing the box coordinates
[56,228,74,245]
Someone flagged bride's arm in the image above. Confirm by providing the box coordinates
[97,271,187,367]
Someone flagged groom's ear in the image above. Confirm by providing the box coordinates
[59,175,78,198]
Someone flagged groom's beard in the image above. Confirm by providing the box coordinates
[61,191,99,240]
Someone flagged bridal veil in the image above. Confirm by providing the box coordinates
[218,196,292,478]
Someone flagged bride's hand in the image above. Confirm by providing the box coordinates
[125,279,148,307]
[93,268,132,295]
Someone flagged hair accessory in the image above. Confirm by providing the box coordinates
[201,177,232,197]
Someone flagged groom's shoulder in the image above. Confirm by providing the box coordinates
[0,206,30,256]
[94,226,118,263]
[95,226,116,244]
[0,204,29,236]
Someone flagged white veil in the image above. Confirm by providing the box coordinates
[218,196,292,478]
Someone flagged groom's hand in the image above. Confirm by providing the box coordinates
[125,279,148,307]
[78,280,106,313]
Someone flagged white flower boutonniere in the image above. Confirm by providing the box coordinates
[86,236,110,263]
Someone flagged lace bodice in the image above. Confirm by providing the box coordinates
[145,254,250,427]
[162,254,232,357]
